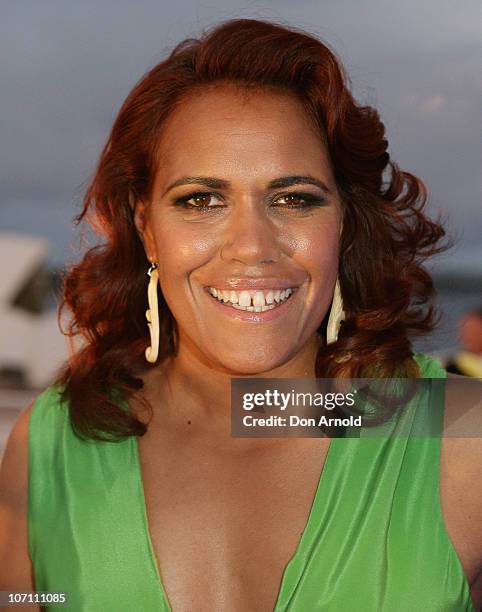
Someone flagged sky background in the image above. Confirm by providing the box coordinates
[1,0,481,276]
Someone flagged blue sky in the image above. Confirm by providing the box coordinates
[1,0,481,271]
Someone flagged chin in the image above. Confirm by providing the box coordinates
[226,363,278,376]
[214,349,293,376]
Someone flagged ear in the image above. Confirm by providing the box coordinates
[132,197,157,263]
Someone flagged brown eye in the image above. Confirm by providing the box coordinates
[273,192,325,208]
[174,192,225,209]
[276,194,305,206]
[189,194,214,206]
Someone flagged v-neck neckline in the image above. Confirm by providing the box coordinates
[133,435,339,612]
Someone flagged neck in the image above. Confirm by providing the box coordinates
[142,333,323,434]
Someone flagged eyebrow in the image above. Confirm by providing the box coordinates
[163,175,332,196]
[267,176,331,193]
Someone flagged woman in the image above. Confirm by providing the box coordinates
[1,18,481,611]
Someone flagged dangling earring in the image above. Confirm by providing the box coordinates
[145,263,160,363]
[326,277,345,345]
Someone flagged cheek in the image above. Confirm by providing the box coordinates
[152,221,217,281]
[288,221,340,276]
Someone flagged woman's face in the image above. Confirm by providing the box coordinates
[136,85,343,375]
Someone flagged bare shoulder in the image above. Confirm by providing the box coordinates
[0,403,38,596]
[440,373,482,598]
[0,402,32,514]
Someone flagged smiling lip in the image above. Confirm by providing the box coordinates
[205,285,299,322]
[204,277,302,291]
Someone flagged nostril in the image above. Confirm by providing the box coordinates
[220,241,282,265]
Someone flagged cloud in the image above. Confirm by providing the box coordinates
[419,94,446,114]
[399,93,447,113]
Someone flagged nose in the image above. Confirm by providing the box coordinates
[220,200,281,266]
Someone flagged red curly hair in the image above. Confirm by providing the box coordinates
[58,19,449,441]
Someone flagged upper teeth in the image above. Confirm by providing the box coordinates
[208,287,294,311]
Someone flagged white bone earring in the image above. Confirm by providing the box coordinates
[145,263,160,363]
[326,277,345,345]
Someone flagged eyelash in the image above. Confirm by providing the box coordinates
[173,191,326,210]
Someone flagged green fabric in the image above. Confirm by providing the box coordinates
[28,353,474,611]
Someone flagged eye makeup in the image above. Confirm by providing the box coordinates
[171,190,327,211]
[172,191,225,210]
[269,192,327,209]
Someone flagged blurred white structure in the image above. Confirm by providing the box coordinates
[0,232,68,388]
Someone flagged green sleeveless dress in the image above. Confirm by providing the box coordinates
[28,354,475,611]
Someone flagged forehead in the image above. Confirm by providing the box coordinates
[154,84,333,184]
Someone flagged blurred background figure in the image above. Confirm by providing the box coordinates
[444,309,482,377]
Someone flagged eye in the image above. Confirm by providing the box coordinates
[173,192,224,209]
[272,192,326,208]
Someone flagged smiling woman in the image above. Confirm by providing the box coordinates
[134,85,343,376]
[0,17,481,612]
